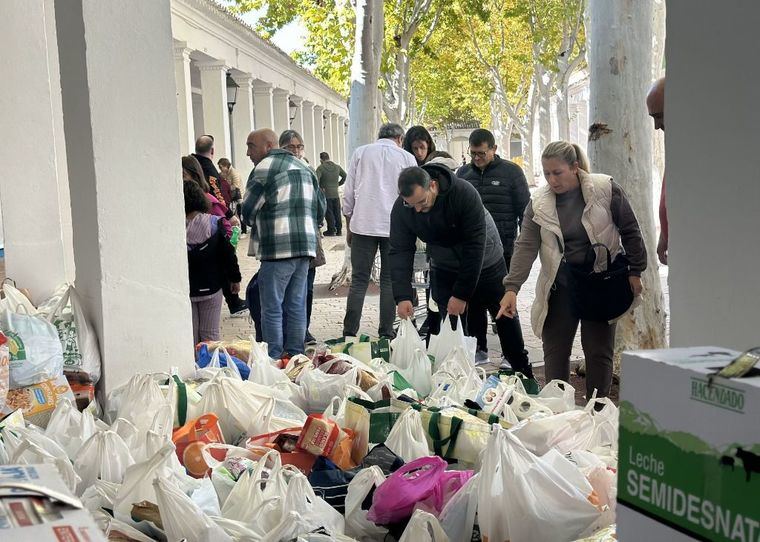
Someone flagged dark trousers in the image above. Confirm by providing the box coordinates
[542,283,616,399]
[343,233,395,338]
[428,261,532,377]
[325,198,342,234]
[222,283,244,311]
[469,251,513,352]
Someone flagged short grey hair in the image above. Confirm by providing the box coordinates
[279,129,304,147]
[378,123,405,140]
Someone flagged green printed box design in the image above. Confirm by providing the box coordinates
[619,400,760,542]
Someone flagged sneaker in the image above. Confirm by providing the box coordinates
[229,301,249,317]
[499,356,513,370]
[475,349,490,365]
[305,331,317,345]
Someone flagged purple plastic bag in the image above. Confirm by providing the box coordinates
[367,456,474,524]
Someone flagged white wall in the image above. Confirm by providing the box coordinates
[667,1,760,349]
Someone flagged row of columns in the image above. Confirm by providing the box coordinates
[172,42,348,179]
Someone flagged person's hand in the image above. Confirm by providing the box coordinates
[397,300,414,319]
[497,291,517,319]
[446,296,467,316]
[346,230,353,247]
[657,232,668,265]
[629,275,643,297]
[230,282,241,295]
[230,215,241,228]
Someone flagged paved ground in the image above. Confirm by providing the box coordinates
[221,230,670,401]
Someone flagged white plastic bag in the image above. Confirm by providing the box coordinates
[202,346,242,380]
[0,282,37,315]
[478,426,601,542]
[399,509,450,542]
[45,397,98,460]
[344,466,388,540]
[267,472,345,537]
[390,318,426,368]
[43,285,101,383]
[81,479,120,514]
[295,362,361,412]
[511,409,595,456]
[385,408,430,462]
[507,390,554,421]
[4,426,80,492]
[399,348,433,397]
[153,476,233,542]
[439,473,479,542]
[248,335,296,394]
[113,443,176,525]
[537,379,576,413]
[585,396,619,450]
[428,316,476,371]
[74,430,134,496]
[0,309,63,388]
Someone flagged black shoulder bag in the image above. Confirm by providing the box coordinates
[563,243,634,322]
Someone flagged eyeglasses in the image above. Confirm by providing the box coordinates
[402,190,430,209]
[468,148,491,159]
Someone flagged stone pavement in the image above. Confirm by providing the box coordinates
[221,232,670,373]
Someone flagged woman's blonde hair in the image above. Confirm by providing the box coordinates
[541,140,590,173]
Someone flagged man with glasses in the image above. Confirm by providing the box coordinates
[457,128,530,368]
[389,161,535,379]
[342,123,417,339]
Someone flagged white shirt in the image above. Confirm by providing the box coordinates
[342,138,418,237]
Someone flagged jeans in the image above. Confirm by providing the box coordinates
[325,198,342,234]
[258,257,310,358]
[428,261,532,377]
[343,233,395,338]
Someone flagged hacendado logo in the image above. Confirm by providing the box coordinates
[690,378,745,413]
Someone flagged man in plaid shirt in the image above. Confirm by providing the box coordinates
[242,129,326,359]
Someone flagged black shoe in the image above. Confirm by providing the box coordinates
[324,231,336,236]
[229,300,248,317]
[305,331,317,345]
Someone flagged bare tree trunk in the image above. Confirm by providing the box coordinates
[587,0,666,373]
[556,88,571,141]
[537,70,553,151]
[348,0,382,157]
[335,0,383,289]
[651,0,666,181]
[490,92,508,155]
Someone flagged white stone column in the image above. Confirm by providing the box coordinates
[173,42,195,155]
[272,88,291,137]
[197,60,231,159]
[342,118,349,167]
[252,80,274,130]
[54,0,193,394]
[331,113,341,166]
[323,109,334,160]
[290,96,304,135]
[0,0,74,303]
[301,101,316,166]
[313,105,326,159]
[230,73,254,180]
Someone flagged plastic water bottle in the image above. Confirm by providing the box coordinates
[230,225,241,248]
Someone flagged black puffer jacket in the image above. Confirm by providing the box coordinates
[457,156,530,251]
[389,163,503,303]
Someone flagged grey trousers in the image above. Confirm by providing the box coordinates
[343,233,395,338]
[542,282,616,399]
[191,290,224,344]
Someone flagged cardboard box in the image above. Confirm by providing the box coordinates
[617,347,760,542]
[0,464,106,541]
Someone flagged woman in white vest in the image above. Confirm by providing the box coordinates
[497,141,646,399]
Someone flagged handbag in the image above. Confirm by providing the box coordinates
[563,242,634,322]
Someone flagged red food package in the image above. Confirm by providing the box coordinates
[296,414,340,456]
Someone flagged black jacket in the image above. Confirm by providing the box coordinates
[187,218,241,297]
[389,163,503,303]
[193,154,234,216]
[457,156,530,249]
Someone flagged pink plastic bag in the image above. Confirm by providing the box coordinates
[367,456,473,524]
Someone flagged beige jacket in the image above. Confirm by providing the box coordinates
[505,171,623,338]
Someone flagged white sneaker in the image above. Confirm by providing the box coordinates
[475,350,490,365]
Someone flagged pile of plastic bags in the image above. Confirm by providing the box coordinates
[0,305,619,542]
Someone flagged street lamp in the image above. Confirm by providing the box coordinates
[288,99,298,126]
[225,73,238,114]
